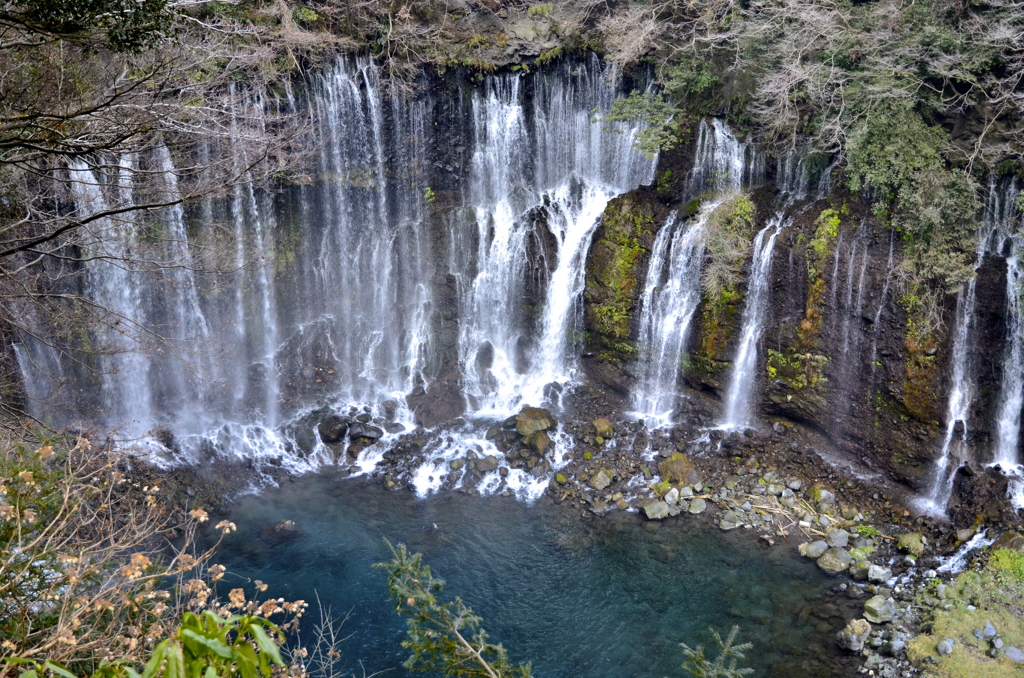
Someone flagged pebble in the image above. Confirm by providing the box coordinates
[983,621,997,638]
[937,638,954,656]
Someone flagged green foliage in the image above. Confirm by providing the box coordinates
[3,0,173,52]
[988,549,1024,582]
[765,350,827,390]
[377,541,532,678]
[854,525,880,538]
[799,209,841,347]
[534,46,563,67]
[702,193,756,313]
[681,626,753,678]
[423,186,436,205]
[8,612,285,678]
[526,3,553,17]
[291,5,320,26]
[601,91,684,159]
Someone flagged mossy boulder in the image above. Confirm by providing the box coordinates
[898,532,927,557]
[515,406,556,436]
[658,452,700,485]
[593,417,614,437]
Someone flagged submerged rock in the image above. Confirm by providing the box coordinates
[260,519,303,544]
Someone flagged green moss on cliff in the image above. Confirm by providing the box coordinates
[584,194,657,361]
[691,194,756,383]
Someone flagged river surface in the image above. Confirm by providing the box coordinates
[209,475,857,677]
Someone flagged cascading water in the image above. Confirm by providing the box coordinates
[629,118,762,426]
[17,56,655,498]
[631,210,709,425]
[987,179,1024,508]
[719,214,787,430]
[70,160,154,436]
[457,64,655,416]
[690,119,762,195]
[915,279,978,516]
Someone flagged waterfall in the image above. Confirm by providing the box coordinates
[629,117,763,427]
[988,179,1024,508]
[869,231,896,377]
[690,119,762,195]
[457,61,655,415]
[70,160,154,436]
[16,56,655,496]
[631,208,712,425]
[916,279,978,516]
[719,214,787,429]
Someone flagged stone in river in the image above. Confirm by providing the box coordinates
[515,406,556,436]
[688,497,707,514]
[837,618,871,652]
[817,548,853,573]
[863,595,895,623]
[799,540,828,559]
[643,500,670,520]
[588,469,612,491]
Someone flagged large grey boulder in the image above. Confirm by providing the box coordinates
[863,595,896,624]
[588,469,612,491]
[643,501,670,520]
[817,548,854,573]
[515,406,556,436]
[837,619,872,652]
[799,540,829,559]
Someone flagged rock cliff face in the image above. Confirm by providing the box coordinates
[582,125,1020,507]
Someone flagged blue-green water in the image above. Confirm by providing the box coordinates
[209,475,856,677]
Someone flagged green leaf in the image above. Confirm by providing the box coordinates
[42,662,77,678]
[248,625,283,666]
[142,640,169,678]
[180,629,233,659]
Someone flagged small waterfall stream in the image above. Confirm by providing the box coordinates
[631,209,710,424]
[988,179,1024,507]
[916,279,978,516]
[719,214,787,429]
[630,118,762,426]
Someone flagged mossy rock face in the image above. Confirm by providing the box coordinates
[583,191,660,362]
[657,453,699,485]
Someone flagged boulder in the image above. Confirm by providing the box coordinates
[719,510,744,531]
[688,497,707,514]
[349,423,384,441]
[807,485,835,505]
[260,519,302,544]
[863,595,896,624]
[593,418,614,437]
[799,540,829,559]
[317,414,350,443]
[897,532,926,557]
[1004,647,1024,663]
[937,638,954,656]
[827,529,850,548]
[588,469,612,491]
[992,532,1024,553]
[643,500,670,520]
[867,564,892,584]
[658,453,700,485]
[817,548,854,574]
[664,487,680,506]
[837,619,872,652]
[515,407,556,436]
[477,456,500,473]
[407,380,467,428]
[525,431,551,454]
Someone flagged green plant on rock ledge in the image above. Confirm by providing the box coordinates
[588,198,655,351]
[800,208,841,348]
[696,194,756,372]
[765,350,828,391]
